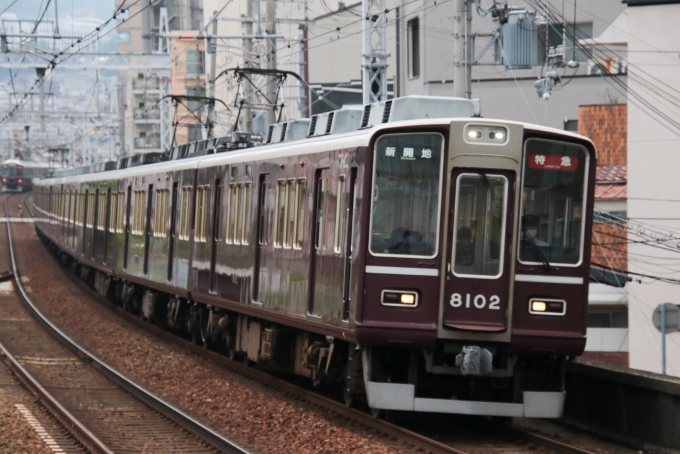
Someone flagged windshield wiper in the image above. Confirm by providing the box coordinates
[521,225,551,271]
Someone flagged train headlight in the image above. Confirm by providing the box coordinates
[465,125,508,145]
[381,290,419,308]
[467,129,483,140]
[529,298,566,316]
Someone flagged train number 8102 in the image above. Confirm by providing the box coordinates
[450,293,501,310]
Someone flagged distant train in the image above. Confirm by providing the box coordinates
[32,96,597,418]
[1,159,51,192]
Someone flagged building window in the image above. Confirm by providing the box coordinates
[186,50,205,75]
[564,119,578,131]
[187,124,203,142]
[587,311,628,328]
[118,32,130,43]
[187,85,206,112]
[407,18,420,79]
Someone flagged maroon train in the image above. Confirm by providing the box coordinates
[32,96,597,417]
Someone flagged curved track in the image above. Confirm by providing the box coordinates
[2,193,250,454]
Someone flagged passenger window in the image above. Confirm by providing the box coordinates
[214,180,223,241]
[275,180,287,247]
[179,187,191,240]
[241,183,251,244]
[117,191,125,233]
[258,179,268,245]
[153,189,169,238]
[98,192,107,230]
[87,192,95,228]
[315,178,326,250]
[227,184,240,244]
[285,180,296,248]
[195,186,208,242]
[294,179,306,249]
[334,176,346,253]
[109,193,117,232]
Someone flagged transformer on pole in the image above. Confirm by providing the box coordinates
[362,0,389,105]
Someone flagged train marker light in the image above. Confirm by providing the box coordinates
[401,294,416,305]
[465,125,508,145]
[529,298,566,316]
[531,301,546,312]
[18,178,23,184]
[381,290,419,308]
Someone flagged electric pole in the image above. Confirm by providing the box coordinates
[452,0,472,99]
[265,0,277,126]
[362,0,388,104]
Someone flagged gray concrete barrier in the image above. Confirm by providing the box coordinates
[564,358,680,450]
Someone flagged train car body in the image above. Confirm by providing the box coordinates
[32,96,597,418]
[1,159,51,192]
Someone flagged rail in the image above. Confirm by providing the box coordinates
[4,194,250,454]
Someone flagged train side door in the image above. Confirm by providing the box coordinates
[168,182,179,281]
[209,178,223,292]
[123,185,132,269]
[308,168,330,316]
[341,168,358,320]
[442,169,515,332]
[143,184,153,274]
[252,174,269,302]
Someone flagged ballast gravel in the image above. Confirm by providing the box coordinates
[9,202,409,454]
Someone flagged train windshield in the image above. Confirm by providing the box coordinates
[1,166,17,178]
[370,133,444,257]
[519,138,589,266]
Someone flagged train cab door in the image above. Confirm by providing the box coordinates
[341,168,358,321]
[442,169,515,332]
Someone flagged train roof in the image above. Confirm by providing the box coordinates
[2,159,52,168]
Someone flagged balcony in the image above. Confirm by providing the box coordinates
[134,136,161,151]
[134,108,161,123]
[132,76,160,92]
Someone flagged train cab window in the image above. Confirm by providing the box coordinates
[334,176,346,253]
[452,174,508,278]
[519,139,588,266]
[370,133,444,257]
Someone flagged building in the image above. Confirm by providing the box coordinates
[169,34,206,145]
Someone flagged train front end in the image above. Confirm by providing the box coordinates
[1,162,25,193]
[355,118,596,417]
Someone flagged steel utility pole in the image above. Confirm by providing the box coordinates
[241,1,255,132]
[452,0,472,99]
[362,0,388,105]
[265,0,277,126]
[141,0,152,53]
[36,67,46,133]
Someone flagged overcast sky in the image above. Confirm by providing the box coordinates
[0,0,115,21]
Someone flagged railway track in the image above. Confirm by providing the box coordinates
[13,192,611,454]
[2,193,249,454]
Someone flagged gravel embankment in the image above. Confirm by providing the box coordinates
[10,205,408,454]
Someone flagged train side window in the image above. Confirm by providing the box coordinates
[284,180,296,248]
[195,186,208,242]
[214,180,223,241]
[314,178,326,250]
[227,183,240,244]
[240,183,250,245]
[117,191,125,233]
[153,189,168,238]
[258,179,268,245]
[275,180,287,247]
[87,192,95,228]
[109,193,117,232]
[334,175,346,253]
[78,193,85,226]
[98,192,107,230]
[294,178,306,249]
[179,187,191,240]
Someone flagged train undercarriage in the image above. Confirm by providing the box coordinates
[39,230,567,418]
